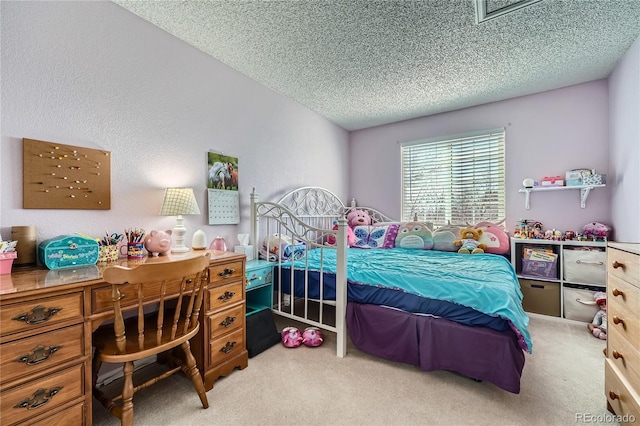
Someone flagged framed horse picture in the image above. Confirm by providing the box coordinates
[207,152,238,191]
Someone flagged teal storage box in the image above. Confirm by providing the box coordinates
[38,235,99,270]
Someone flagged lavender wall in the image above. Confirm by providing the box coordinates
[1,1,349,247]
[350,81,611,236]
[609,37,640,243]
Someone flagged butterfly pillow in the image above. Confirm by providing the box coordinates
[353,224,399,249]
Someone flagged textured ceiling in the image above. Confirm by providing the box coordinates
[113,0,640,131]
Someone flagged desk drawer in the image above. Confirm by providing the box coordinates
[92,278,185,313]
[0,363,84,426]
[209,304,245,337]
[207,281,244,312]
[1,324,84,384]
[1,293,83,337]
[209,328,245,366]
[30,401,85,426]
[209,261,244,286]
[608,247,640,287]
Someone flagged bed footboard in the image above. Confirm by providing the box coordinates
[251,187,349,357]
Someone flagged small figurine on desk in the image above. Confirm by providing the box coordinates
[588,292,607,340]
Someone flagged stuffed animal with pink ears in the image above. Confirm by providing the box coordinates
[302,327,324,347]
[347,209,372,228]
[281,327,303,348]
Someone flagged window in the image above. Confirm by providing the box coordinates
[401,128,505,226]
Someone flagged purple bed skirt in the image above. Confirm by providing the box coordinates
[346,303,525,393]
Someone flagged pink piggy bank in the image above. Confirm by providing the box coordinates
[143,230,172,256]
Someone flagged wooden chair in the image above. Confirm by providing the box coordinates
[92,253,211,425]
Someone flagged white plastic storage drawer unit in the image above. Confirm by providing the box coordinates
[563,248,606,285]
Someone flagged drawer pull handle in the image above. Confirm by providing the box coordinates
[247,275,262,282]
[13,386,63,410]
[218,268,236,278]
[613,316,624,326]
[12,305,63,325]
[612,261,624,269]
[220,341,237,354]
[220,316,236,327]
[15,344,62,365]
[612,350,624,360]
[602,348,607,357]
[612,288,624,297]
[576,260,604,265]
[609,391,620,400]
[218,291,236,302]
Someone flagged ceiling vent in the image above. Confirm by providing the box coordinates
[474,0,543,23]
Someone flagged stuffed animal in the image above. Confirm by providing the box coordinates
[583,222,610,241]
[432,225,461,251]
[473,222,509,254]
[453,228,487,254]
[395,221,434,249]
[346,209,372,228]
[588,292,607,340]
[302,327,324,347]
[326,220,356,247]
[281,326,303,348]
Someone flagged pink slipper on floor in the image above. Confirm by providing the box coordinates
[281,326,303,348]
[302,327,324,347]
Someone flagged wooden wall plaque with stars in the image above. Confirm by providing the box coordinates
[22,138,111,209]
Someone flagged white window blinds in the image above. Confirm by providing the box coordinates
[401,128,506,226]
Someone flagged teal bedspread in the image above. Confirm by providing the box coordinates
[287,248,532,352]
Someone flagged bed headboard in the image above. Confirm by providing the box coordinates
[250,186,396,259]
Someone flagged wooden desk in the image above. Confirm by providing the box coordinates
[0,251,248,426]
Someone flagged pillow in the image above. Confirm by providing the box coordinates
[352,224,399,249]
[394,222,434,250]
[473,222,510,254]
[432,225,461,252]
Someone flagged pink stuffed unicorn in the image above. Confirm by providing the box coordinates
[281,327,303,348]
[302,327,324,347]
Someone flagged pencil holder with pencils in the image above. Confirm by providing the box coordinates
[124,228,146,259]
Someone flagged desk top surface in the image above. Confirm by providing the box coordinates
[0,250,245,300]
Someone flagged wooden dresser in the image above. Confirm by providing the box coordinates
[0,251,247,425]
[605,242,640,424]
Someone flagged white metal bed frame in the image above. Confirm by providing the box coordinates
[250,186,393,357]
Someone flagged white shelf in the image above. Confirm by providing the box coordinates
[510,238,607,320]
[518,184,606,209]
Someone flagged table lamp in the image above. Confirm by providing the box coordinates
[160,187,201,253]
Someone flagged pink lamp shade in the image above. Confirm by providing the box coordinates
[209,236,227,253]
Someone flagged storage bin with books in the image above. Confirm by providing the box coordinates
[521,246,558,280]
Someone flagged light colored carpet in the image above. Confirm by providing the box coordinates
[93,313,617,426]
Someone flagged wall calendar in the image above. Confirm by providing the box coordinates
[206,151,239,225]
[207,189,239,225]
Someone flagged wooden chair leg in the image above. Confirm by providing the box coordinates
[181,341,209,409]
[120,361,135,426]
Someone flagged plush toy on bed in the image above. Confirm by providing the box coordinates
[326,220,356,247]
[395,221,434,249]
[347,209,372,227]
[453,228,487,254]
[588,292,607,340]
